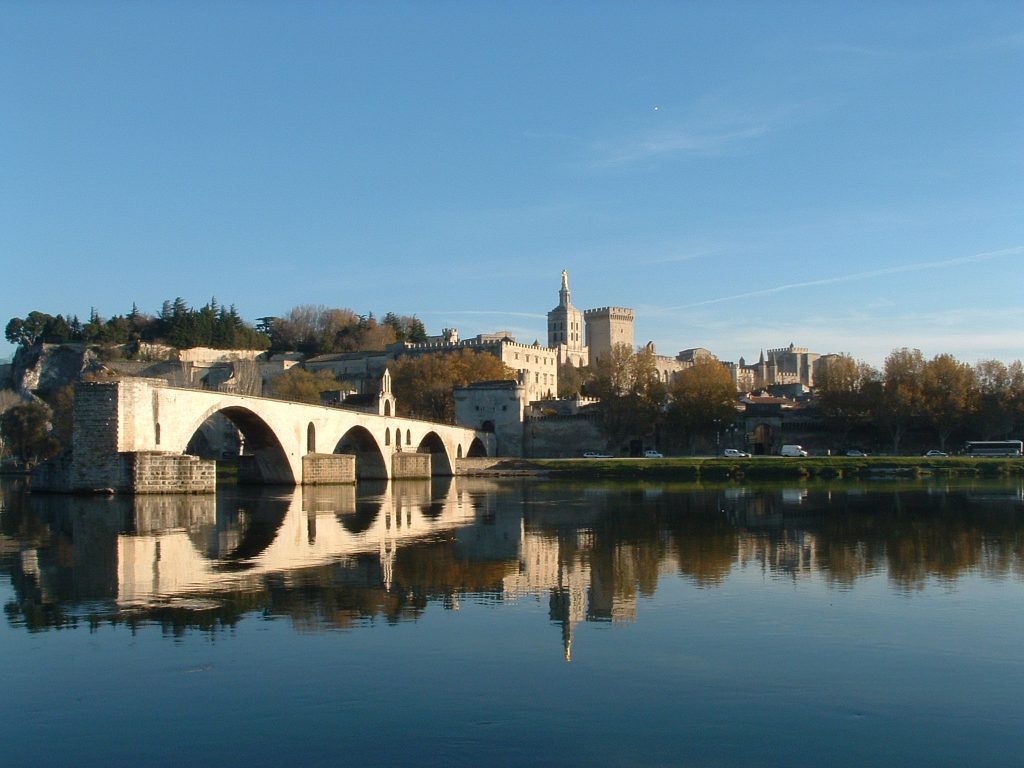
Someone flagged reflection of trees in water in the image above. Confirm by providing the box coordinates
[724,484,1024,589]
[250,538,517,632]
[528,483,1024,596]
[3,479,1024,635]
[814,486,1024,590]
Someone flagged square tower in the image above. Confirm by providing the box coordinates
[584,306,635,362]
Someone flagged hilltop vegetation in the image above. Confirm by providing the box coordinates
[4,301,429,356]
[5,299,268,351]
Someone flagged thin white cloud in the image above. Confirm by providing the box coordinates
[583,95,791,169]
[420,310,547,321]
[635,245,730,267]
[645,304,1024,368]
[591,122,772,168]
[661,246,1024,311]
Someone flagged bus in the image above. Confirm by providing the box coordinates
[963,440,1024,457]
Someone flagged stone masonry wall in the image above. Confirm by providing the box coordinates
[392,452,431,479]
[524,416,606,458]
[302,453,356,484]
[126,452,216,494]
[71,381,126,491]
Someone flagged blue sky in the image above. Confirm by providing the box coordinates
[3,2,1022,367]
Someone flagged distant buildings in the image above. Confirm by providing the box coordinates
[306,269,829,414]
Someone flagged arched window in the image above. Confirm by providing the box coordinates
[384,400,392,416]
[395,428,401,446]
[307,423,316,453]
[406,429,411,444]
[457,445,464,459]
[385,429,391,446]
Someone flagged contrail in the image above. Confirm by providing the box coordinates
[666,246,1024,310]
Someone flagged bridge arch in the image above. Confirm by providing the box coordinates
[467,437,488,458]
[183,405,295,484]
[416,431,453,476]
[334,426,389,480]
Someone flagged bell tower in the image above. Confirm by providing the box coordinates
[547,270,587,367]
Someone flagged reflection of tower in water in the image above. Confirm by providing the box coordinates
[505,526,641,661]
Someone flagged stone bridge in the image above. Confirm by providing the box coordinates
[52,378,494,493]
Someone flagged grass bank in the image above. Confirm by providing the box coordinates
[525,456,1024,481]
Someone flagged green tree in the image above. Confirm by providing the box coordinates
[268,367,346,405]
[0,401,61,467]
[665,358,738,454]
[391,350,514,423]
[44,384,76,448]
[972,359,1024,440]
[557,361,591,398]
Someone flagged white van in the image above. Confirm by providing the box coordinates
[780,444,808,457]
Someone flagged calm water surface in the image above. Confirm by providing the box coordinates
[1,477,1022,767]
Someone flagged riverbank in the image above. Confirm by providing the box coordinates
[514,456,1024,481]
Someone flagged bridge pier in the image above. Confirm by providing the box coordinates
[392,452,431,479]
[302,453,356,484]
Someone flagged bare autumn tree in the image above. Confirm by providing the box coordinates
[228,359,264,397]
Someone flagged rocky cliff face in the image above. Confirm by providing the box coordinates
[11,344,106,395]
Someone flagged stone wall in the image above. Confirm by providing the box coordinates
[302,453,356,484]
[70,381,125,491]
[524,415,606,458]
[125,452,215,494]
[392,452,431,479]
[453,380,525,457]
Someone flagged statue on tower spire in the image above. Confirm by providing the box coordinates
[559,269,570,307]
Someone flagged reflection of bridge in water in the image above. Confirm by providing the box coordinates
[115,480,495,606]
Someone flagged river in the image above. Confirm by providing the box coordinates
[1,477,1022,766]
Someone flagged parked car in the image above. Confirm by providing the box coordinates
[845,450,868,457]
[643,450,664,458]
[780,444,808,457]
[583,451,612,459]
[924,450,948,457]
[722,448,751,458]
